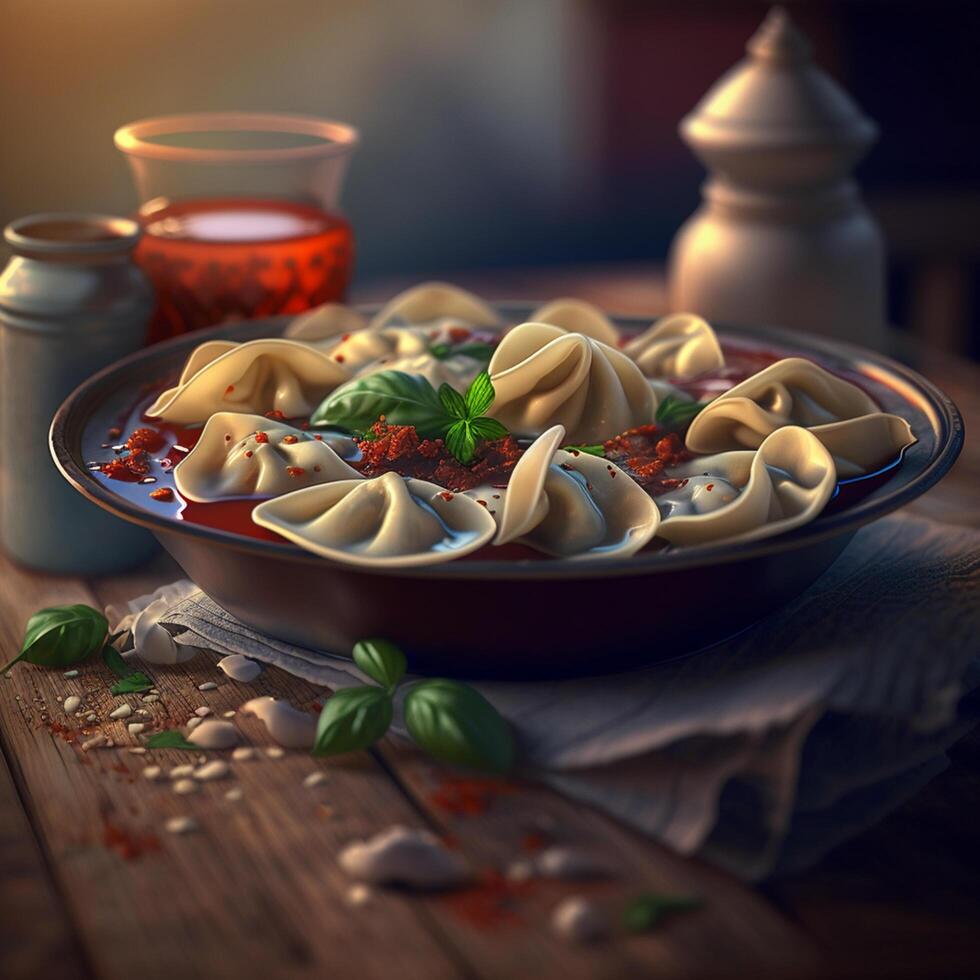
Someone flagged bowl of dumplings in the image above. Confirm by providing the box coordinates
[51,283,962,676]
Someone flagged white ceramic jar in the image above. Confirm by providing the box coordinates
[668,8,887,350]
[0,213,158,572]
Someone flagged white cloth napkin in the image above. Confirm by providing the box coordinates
[115,513,979,880]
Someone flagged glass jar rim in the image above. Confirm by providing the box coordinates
[114,112,360,164]
[4,213,142,256]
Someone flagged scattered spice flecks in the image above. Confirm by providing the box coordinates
[440,869,533,929]
[102,818,161,861]
[149,487,174,502]
[427,775,518,817]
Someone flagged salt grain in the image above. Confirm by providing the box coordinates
[194,760,230,781]
[265,746,285,759]
[80,734,105,751]
[173,778,198,795]
[63,695,82,715]
[143,766,162,780]
[170,765,195,779]
[63,669,79,679]
[303,771,328,788]
[231,747,255,761]
[127,723,145,736]
[551,897,608,943]
[165,816,197,835]
[224,787,243,802]
[85,713,97,723]
[506,860,535,882]
[129,747,147,755]
[194,706,212,717]
[186,717,203,731]
[346,884,372,907]
[197,682,217,691]
[222,710,236,719]
[141,694,159,703]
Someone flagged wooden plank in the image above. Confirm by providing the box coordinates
[376,745,825,980]
[0,554,468,980]
[0,748,91,980]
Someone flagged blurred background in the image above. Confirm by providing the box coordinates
[1,0,977,357]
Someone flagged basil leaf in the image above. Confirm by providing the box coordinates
[102,643,133,678]
[352,638,407,691]
[429,341,452,359]
[312,687,393,757]
[655,395,708,428]
[445,420,476,465]
[430,341,495,363]
[145,730,204,751]
[2,604,108,673]
[438,383,468,420]
[469,417,508,442]
[404,679,514,774]
[311,371,452,438]
[464,371,495,418]
[623,894,703,933]
[563,443,605,457]
[110,672,154,695]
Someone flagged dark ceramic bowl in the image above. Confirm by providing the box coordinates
[50,308,963,678]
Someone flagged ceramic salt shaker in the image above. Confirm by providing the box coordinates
[668,7,886,349]
[0,213,158,572]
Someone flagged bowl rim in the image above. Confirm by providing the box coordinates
[50,306,964,582]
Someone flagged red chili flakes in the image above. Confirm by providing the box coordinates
[427,775,517,817]
[334,353,346,363]
[448,326,472,344]
[286,466,306,478]
[353,419,522,492]
[477,499,488,507]
[265,410,287,421]
[313,465,321,473]
[254,432,269,444]
[706,483,714,492]
[438,491,455,502]
[125,427,165,453]
[244,450,253,458]
[224,385,235,395]
[313,434,323,441]
[341,333,351,341]
[149,487,174,502]
[100,451,150,482]
[602,425,691,495]
[224,434,232,442]
[102,818,161,862]
[440,870,532,929]
[282,434,299,444]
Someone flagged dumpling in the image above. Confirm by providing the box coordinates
[466,425,661,560]
[622,313,725,379]
[657,426,836,546]
[251,471,497,567]
[487,323,655,444]
[529,298,620,346]
[146,339,350,424]
[368,281,501,330]
[285,303,369,343]
[174,413,360,502]
[685,357,915,476]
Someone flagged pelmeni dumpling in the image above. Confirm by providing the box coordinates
[657,426,836,546]
[175,413,360,502]
[368,281,501,331]
[684,357,915,476]
[623,313,725,379]
[146,339,350,424]
[487,323,655,444]
[285,303,369,343]
[529,298,620,346]
[467,425,660,560]
[251,471,497,567]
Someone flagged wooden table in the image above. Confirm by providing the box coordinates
[2,270,978,980]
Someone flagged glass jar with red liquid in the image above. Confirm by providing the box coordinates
[115,113,358,343]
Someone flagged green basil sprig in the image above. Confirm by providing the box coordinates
[102,642,154,694]
[310,369,508,465]
[2,604,109,674]
[404,679,515,774]
[145,730,205,751]
[623,893,703,933]
[655,395,709,429]
[312,638,514,773]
